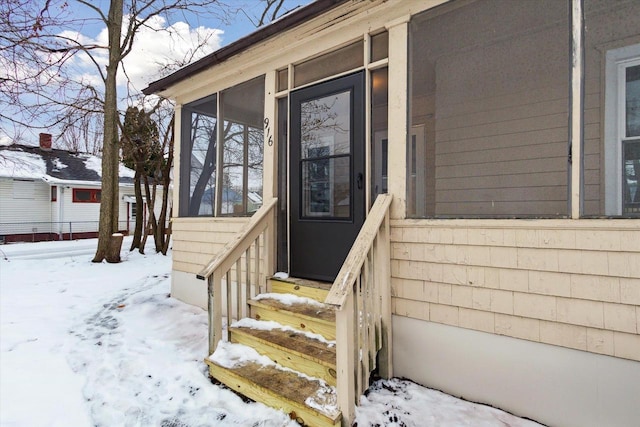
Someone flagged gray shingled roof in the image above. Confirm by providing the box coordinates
[0,144,134,184]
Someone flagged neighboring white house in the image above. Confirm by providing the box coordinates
[0,134,163,243]
[144,1,640,426]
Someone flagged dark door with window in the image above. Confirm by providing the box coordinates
[289,72,365,281]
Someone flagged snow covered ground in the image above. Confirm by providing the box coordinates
[0,238,542,427]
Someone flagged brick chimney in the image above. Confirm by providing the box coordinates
[39,133,52,151]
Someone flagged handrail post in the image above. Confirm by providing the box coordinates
[211,270,223,354]
[335,295,356,426]
[377,210,393,379]
[207,275,215,355]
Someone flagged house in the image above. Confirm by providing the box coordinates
[143,1,640,426]
[0,134,160,242]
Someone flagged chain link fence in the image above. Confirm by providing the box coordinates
[0,221,130,244]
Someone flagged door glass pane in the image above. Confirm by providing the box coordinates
[302,156,350,218]
[301,91,351,159]
[626,64,640,137]
[623,140,640,214]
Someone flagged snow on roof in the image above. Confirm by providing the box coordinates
[0,144,135,186]
[0,149,47,180]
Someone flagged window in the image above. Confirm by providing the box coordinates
[603,43,640,217]
[371,67,388,200]
[51,186,57,202]
[294,41,363,87]
[623,64,640,215]
[182,94,218,216]
[73,188,101,203]
[585,0,640,217]
[180,76,265,217]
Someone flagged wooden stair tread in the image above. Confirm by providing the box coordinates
[206,357,340,426]
[231,324,336,367]
[270,276,333,291]
[249,297,335,324]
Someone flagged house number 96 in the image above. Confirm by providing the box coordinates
[264,117,274,146]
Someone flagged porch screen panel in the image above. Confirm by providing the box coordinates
[583,0,640,217]
[408,0,570,218]
[181,94,218,216]
[221,76,265,215]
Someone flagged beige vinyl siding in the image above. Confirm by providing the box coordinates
[390,219,640,361]
[171,217,249,274]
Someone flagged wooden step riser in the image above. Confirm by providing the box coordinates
[250,305,336,341]
[207,361,340,427]
[269,279,330,302]
[231,330,337,387]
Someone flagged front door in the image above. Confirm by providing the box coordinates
[290,72,365,281]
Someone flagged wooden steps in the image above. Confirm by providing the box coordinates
[248,296,336,340]
[206,276,340,427]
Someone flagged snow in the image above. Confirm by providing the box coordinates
[233,317,335,346]
[0,146,134,182]
[0,149,47,179]
[254,292,326,308]
[210,340,274,369]
[273,271,289,279]
[0,238,543,427]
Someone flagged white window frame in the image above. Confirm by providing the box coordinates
[604,43,640,215]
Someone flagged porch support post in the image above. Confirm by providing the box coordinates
[570,0,584,219]
[173,104,183,214]
[386,16,410,220]
[263,70,277,201]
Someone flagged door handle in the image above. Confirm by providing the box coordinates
[356,173,363,189]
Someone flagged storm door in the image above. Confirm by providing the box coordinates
[289,72,365,281]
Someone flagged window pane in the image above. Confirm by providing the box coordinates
[294,41,364,87]
[75,190,91,201]
[301,92,351,159]
[222,76,265,215]
[302,156,350,218]
[183,94,217,216]
[626,65,640,138]
[408,0,570,218]
[623,140,640,214]
[370,31,389,63]
[277,68,288,92]
[371,68,388,198]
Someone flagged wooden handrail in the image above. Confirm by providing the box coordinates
[197,198,278,281]
[198,198,277,355]
[325,193,392,307]
[324,193,393,425]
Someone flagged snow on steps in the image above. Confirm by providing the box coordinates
[206,277,341,427]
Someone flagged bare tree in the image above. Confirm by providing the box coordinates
[1,0,231,262]
[242,0,289,27]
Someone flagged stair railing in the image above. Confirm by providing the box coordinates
[197,198,277,355]
[324,193,393,425]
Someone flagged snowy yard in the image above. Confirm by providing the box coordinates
[0,239,542,427]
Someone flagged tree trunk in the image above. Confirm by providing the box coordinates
[106,233,124,263]
[93,0,124,263]
[158,119,174,254]
[142,174,159,251]
[130,165,144,252]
